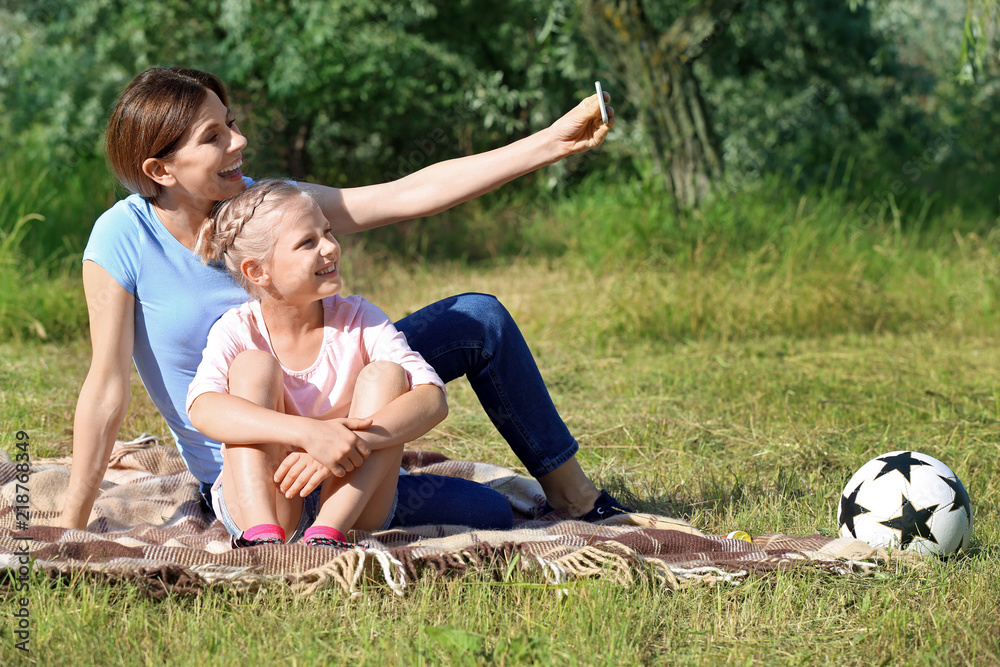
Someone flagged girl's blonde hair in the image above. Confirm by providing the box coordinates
[197,179,314,298]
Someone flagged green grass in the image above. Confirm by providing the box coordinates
[4,558,993,666]
[2,255,999,665]
[1,159,999,664]
[0,155,108,343]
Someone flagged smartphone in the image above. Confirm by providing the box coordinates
[594,81,609,124]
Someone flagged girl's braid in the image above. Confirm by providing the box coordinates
[196,179,284,263]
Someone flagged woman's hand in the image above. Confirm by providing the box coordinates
[274,450,332,498]
[546,91,615,158]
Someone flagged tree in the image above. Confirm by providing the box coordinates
[576,0,934,209]
[697,0,899,192]
[579,0,744,209]
[0,0,580,187]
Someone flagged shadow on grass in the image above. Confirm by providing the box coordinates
[602,466,816,523]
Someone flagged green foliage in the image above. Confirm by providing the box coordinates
[1,0,993,214]
[696,0,999,214]
[0,0,587,188]
[0,155,95,342]
[959,0,1000,83]
[698,0,904,185]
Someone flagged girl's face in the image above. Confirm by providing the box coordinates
[258,197,342,304]
[152,91,248,206]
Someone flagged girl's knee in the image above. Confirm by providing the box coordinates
[228,350,283,402]
[356,361,409,394]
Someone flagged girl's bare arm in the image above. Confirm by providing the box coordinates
[274,384,447,498]
[189,392,374,473]
[352,383,448,451]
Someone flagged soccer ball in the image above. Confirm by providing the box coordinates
[837,451,972,556]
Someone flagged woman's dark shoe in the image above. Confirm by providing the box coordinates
[538,489,633,522]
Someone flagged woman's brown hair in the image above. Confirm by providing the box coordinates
[105,67,229,199]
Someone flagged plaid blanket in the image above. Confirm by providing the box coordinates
[0,436,897,597]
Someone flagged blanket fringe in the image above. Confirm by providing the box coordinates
[544,544,636,586]
[292,546,406,598]
[188,563,273,590]
[368,547,407,596]
[539,543,754,591]
[534,555,567,585]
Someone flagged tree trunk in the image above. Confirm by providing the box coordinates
[582,0,742,209]
[641,58,722,209]
[287,123,312,181]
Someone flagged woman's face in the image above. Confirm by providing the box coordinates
[156,90,248,206]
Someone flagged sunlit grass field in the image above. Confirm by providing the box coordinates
[3,251,1000,665]
[2,163,999,664]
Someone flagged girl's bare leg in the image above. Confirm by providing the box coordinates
[221,350,302,537]
[314,361,409,534]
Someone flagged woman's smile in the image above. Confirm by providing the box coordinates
[217,157,244,180]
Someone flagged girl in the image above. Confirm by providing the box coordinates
[187,180,512,546]
[61,67,630,531]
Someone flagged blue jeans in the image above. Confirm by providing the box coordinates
[394,293,579,478]
[200,473,513,532]
[390,473,513,529]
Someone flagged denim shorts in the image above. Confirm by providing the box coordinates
[212,479,398,543]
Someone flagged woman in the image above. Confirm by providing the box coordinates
[60,67,630,530]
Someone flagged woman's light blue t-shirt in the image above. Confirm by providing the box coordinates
[83,189,252,484]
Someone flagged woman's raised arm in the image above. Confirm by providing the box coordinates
[60,262,136,529]
[305,92,614,234]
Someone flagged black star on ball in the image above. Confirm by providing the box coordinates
[938,474,972,518]
[879,495,937,548]
[839,485,870,536]
[873,451,931,483]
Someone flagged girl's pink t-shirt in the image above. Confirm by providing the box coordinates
[186,295,444,419]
